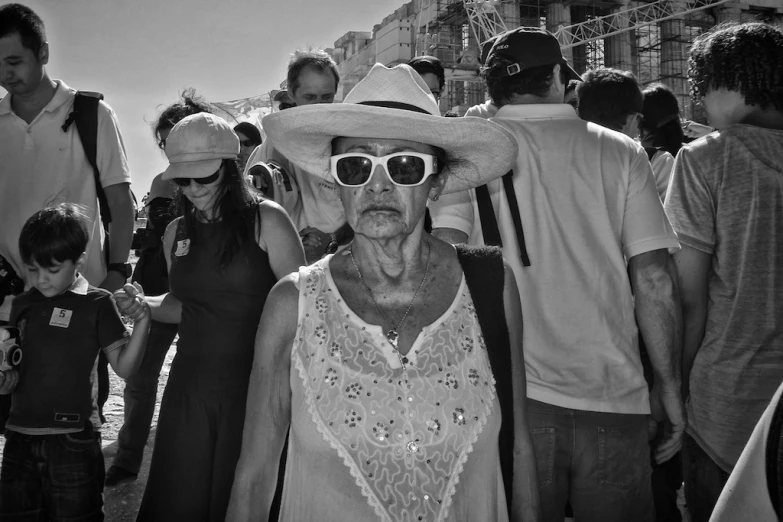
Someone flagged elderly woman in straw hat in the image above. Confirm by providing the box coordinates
[227,64,541,522]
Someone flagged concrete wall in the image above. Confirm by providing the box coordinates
[375,19,414,65]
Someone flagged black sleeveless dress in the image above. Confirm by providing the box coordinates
[137,210,275,521]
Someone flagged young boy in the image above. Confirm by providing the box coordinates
[0,203,150,520]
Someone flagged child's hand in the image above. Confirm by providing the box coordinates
[112,282,149,322]
[0,369,19,395]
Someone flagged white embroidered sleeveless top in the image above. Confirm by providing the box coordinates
[278,256,508,522]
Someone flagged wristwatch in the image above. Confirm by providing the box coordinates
[107,262,132,278]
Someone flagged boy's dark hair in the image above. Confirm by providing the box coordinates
[0,3,46,55]
[287,49,339,95]
[176,159,259,269]
[484,58,568,107]
[408,55,446,90]
[577,68,643,131]
[641,83,685,156]
[19,203,90,268]
[154,88,212,148]
[689,22,783,111]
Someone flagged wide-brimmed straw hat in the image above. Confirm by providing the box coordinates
[261,63,518,194]
[162,113,239,180]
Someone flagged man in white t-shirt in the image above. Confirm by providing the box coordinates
[0,3,135,427]
[245,49,347,263]
[430,27,685,522]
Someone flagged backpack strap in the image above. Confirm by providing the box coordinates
[455,244,514,510]
[476,184,502,246]
[64,91,111,230]
[474,172,531,267]
[501,172,531,267]
[766,389,783,518]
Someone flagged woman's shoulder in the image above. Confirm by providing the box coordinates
[256,197,287,217]
[163,216,183,241]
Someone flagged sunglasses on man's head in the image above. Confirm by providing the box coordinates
[172,169,221,187]
[330,152,438,187]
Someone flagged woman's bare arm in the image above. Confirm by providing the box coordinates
[504,262,541,521]
[257,200,305,280]
[226,275,299,521]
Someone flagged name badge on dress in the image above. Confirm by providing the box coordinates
[50,308,73,328]
[175,239,190,257]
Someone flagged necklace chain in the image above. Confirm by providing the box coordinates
[349,240,431,369]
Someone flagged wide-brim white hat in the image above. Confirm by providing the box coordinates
[261,63,518,194]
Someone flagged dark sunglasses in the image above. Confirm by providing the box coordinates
[329,152,437,187]
[239,139,258,148]
[172,169,221,187]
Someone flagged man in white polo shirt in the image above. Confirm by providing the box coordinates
[0,3,134,423]
[430,27,685,522]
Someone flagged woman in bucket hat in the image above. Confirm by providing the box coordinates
[118,112,305,520]
[228,63,541,522]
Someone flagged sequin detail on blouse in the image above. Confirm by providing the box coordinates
[292,261,497,522]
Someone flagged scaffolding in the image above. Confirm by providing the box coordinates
[376,0,783,116]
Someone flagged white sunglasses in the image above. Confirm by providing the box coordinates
[330,152,438,187]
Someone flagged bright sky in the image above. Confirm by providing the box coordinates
[6,0,406,200]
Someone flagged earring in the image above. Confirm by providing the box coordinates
[431,194,440,202]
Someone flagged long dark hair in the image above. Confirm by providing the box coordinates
[640,83,685,157]
[176,159,260,268]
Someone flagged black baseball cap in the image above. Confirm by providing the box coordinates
[485,27,581,81]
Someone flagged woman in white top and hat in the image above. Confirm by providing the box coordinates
[227,63,541,522]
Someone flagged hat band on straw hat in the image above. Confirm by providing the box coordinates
[359,101,431,114]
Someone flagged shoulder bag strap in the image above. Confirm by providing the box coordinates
[455,244,514,510]
[766,389,783,518]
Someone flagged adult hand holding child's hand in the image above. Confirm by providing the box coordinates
[112,282,150,323]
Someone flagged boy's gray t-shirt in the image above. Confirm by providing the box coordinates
[665,124,783,471]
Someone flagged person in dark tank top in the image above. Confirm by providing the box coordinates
[116,112,305,521]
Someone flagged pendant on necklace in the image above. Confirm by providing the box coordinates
[386,329,399,349]
[386,330,409,369]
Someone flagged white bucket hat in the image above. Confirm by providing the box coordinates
[261,63,518,194]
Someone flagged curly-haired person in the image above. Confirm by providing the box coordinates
[663,22,783,522]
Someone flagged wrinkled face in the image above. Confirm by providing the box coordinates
[0,32,46,96]
[420,72,442,102]
[235,131,257,170]
[291,66,337,106]
[179,166,224,214]
[334,137,446,240]
[702,87,746,129]
[26,256,82,298]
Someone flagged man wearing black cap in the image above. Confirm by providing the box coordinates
[431,27,685,521]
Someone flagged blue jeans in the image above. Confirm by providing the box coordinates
[0,427,105,521]
[528,399,654,522]
[111,320,177,474]
[681,433,730,522]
